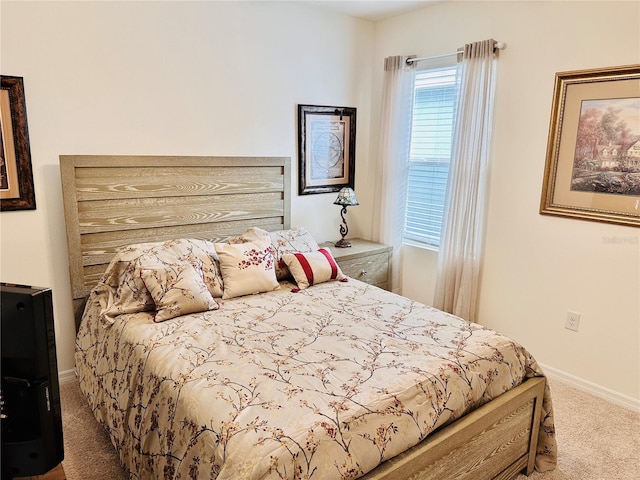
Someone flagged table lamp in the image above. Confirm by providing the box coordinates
[333,187,358,248]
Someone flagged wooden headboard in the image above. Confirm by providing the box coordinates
[60,155,291,327]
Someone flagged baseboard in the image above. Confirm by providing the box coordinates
[58,368,76,385]
[540,363,640,413]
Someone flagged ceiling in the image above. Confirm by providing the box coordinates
[304,1,440,22]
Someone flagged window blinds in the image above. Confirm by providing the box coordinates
[404,64,459,247]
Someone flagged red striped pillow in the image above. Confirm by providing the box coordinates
[282,248,346,290]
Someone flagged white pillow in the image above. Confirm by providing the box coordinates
[229,226,320,281]
[282,248,347,290]
[215,239,279,299]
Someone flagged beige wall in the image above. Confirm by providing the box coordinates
[372,1,640,403]
[0,1,373,372]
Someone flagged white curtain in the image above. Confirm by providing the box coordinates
[374,56,415,293]
[433,39,499,322]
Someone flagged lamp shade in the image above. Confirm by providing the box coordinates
[333,187,359,207]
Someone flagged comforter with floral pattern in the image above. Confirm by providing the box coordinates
[75,278,556,479]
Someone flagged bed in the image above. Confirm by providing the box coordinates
[60,155,557,480]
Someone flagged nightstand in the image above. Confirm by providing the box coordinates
[322,239,392,290]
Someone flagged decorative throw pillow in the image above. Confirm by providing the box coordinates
[99,241,167,323]
[140,262,219,322]
[229,226,320,281]
[97,238,224,324]
[282,248,347,290]
[163,238,224,298]
[214,239,279,299]
[228,226,271,244]
[269,227,320,280]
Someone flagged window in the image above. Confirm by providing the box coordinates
[403,60,459,248]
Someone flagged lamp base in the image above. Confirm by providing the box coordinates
[334,238,352,248]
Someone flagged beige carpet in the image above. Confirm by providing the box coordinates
[59,377,640,479]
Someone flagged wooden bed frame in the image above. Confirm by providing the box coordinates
[60,155,544,480]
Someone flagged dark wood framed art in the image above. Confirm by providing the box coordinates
[297,104,356,195]
[1,75,35,211]
[540,64,640,227]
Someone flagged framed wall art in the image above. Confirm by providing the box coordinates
[297,104,356,195]
[540,64,640,227]
[1,75,35,211]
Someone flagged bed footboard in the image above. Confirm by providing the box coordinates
[362,376,546,480]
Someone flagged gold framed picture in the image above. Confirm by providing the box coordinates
[540,65,640,227]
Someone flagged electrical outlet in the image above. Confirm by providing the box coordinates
[565,311,580,332]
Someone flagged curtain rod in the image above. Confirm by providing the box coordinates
[406,41,506,64]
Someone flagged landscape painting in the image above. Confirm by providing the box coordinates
[540,65,639,227]
[570,97,640,196]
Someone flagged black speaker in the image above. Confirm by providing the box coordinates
[1,283,64,479]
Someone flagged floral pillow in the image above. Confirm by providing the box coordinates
[141,238,224,298]
[180,239,224,298]
[282,248,347,290]
[230,226,320,280]
[214,239,279,299]
[97,238,223,324]
[228,226,271,244]
[140,262,219,322]
[98,241,166,323]
[269,227,319,280]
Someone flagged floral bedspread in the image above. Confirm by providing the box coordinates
[76,279,556,479]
